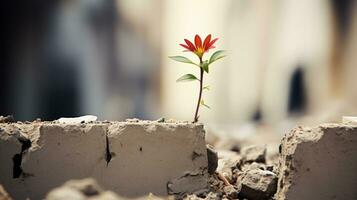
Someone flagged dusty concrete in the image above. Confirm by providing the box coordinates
[241,145,266,163]
[276,124,357,200]
[237,168,278,200]
[0,120,208,199]
[99,121,208,197]
[206,144,218,174]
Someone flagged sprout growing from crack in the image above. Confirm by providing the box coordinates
[170,34,226,123]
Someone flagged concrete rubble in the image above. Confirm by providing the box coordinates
[237,168,278,200]
[275,123,357,200]
[241,145,266,163]
[46,178,120,200]
[0,119,208,199]
[1,116,357,200]
[46,178,168,200]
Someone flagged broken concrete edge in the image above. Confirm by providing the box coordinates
[167,167,209,196]
[276,123,357,200]
[278,123,356,156]
[277,124,329,193]
[0,119,207,196]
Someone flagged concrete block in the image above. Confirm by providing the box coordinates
[0,121,208,199]
[276,124,357,200]
[97,122,208,197]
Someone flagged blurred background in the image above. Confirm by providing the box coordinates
[1,0,357,143]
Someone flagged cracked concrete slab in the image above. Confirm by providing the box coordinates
[0,120,208,199]
[96,121,208,197]
[276,124,357,200]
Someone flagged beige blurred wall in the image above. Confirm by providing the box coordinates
[161,0,334,124]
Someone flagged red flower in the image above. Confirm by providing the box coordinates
[180,34,218,58]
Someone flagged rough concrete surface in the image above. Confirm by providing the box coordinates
[237,168,277,200]
[0,120,208,199]
[276,124,357,200]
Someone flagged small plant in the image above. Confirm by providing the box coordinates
[170,34,225,123]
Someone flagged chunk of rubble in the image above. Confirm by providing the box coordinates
[206,144,218,174]
[184,192,221,200]
[276,124,357,200]
[217,155,242,183]
[57,115,98,124]
[222,185,238,199]
[237,168,278,200]
[46,178,168,200]
[241,145,266,163]
[46,178,120,200]
[342,116,357,124]
[0,115,14,123]
[0,120,208,199]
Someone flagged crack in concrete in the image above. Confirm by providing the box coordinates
[104,128,113,166]
[12,137,31,178]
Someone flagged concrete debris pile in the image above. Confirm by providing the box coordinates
[184,145,278,200]
[184,122,357,200]
[1,115,357,200]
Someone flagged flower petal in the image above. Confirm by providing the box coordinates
[180,44,193,51]
[194,35,202,49]
[184,39,196,51]
[205,46,216,52]
[203,34,211,50]
[208,38,219,48]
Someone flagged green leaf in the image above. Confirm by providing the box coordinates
[176,74,199,82]
[169,56,199,66]
[202,60,209,73]
[203,85,210,91]
[200,99,211,109]
[209,50,226,64]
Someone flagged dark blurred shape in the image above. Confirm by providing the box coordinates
[0,0,57,120]
[331,0,355,41]
[288,67,306,114]
[0,0,119,121]
[252,108,262,122]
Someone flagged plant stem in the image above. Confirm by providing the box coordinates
[193,59,204,123]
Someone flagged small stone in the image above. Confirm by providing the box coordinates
[207,144,218,174]
[241,162,266,172]
[57,115,97,124]
[205,192,220,200]
[241,145,266,163]
[0,115,14,123]
[266,165,274,172]
[46,178,121,200]
[63,178,103,196]
[125,118,140,122]
[223,185,238,199]
[156,117,165,123]
[217,155,242,183]
[237,169,278,200]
